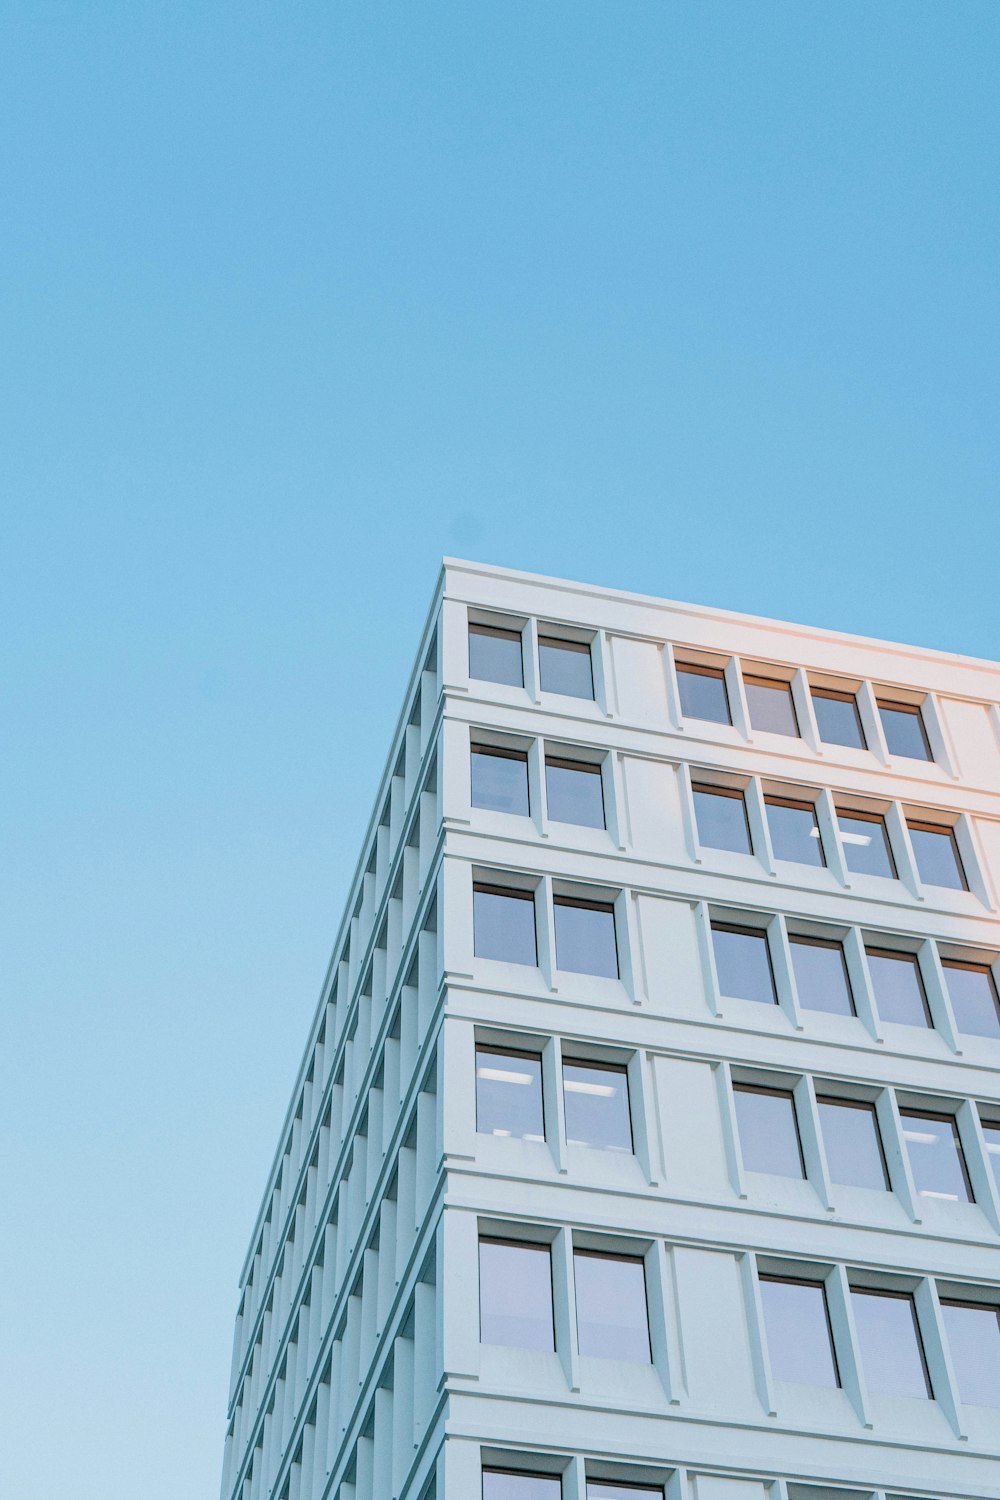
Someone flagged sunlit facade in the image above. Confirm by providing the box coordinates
[221,560,1000,1500]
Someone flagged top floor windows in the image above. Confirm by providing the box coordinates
[811,686,866,750]
[539,637,594,699]
[469,622,524,687]
[483,1475,562,1500]
[676,662,731,725]
[879,699,933,761]
[745,675,799,738]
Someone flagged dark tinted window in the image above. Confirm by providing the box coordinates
[745,676,799,737]
[879,702,932,761]
[676,664,731,724]
[479,1239,553,1349]
[484,1473,561,1500]
[909,823,967,891]
[553,897,618,978]
[940,1301,1000,1407]
[812,688,866,750]
[900,1110,972,1202]
[470,624,523,686]
[851,1291,930,1398]
[539,637,594,699]
[472,747,530,815]
[485,1470,563,1500]
[574,1251,650,1361]
[474,884,537,965]
[546,758,605,828]
[734,1085,804,1178]
[476,1047,544,1141]
[866,949,930,1028]
[766,797,825,867]
[837,811,896,878]
[759,1277,839,1387]
[712,924,776,1004]
[943,961,1000,1040]
[563,1060,632,1151]
[692,784,752,854]
[789,936,854,1017]
[817,1098,888,1191]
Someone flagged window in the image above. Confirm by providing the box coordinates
[940,1300,1000,1406]
[733,1085,804,1178]
[899,1109,972,1202]
[879,700,932,761]
[765,796,825,867]
[711,923,776,1005]
[469,623,523,687]
[588,1486,661,1500]
[484,1473,561,1500]
[759,1276,839,1387]
[563,1059,632,1152]
[539,637,594,699]
[692,783,752,854]
[472,746,530,815]
[981,1119,1000,1194]
[817,1097,889,1191]
[676,662,731,724]
[476,1047,544,1141]
[574,1250,650,1361]
[837,810,896,878]
[908,822,967,891]
[811,687,867,750]
[479,1238,554,1349]
[942,959,1000,1040]
[850,1290,931,1398]
[745,675,799,737]
[789,936,854,1017]
[866,948,930,1028]
[545,757,605,828]
[474,884,537,965]
[553,896,618,978]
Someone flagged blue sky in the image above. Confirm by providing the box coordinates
[2,3,998,1496]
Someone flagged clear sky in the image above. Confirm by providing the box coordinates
[1,3,998,1496]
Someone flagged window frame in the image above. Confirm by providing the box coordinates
[561,1055,633,1153]
[471,743,531,815]
[478,1235,555,1350]
[787,933,856,1017]
[475,1043,546,1142]
[763,793,826,867]
[898,1106,975,1203]
[810,685,868,750]
[849,1285,933,1399]
[473,882,539,966]
[865,945,933,1028]
[552,893,620,979]
[836,807,897,878]
[733,1081,806,1179]
[544,754,606,829]
[675,661,732,725]
[743,673,800,737]
[710,920,778,1005]
[815,1094,890,1191]
[907,819,969,891]
[878,698,933,761]
[941,957,1000,1038]
[758,1272,841,1387]
[691,781,753,854]
[537,634,595,700]
[468,621,525,686]
[573,1246,652,1362]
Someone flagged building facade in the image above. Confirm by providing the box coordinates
[220,560,1000,1500]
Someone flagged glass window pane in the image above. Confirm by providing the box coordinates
[546,760,605,828]
[879,703,932,761]
[574,1252,650,1361]
[789,937,854,1016]
[554,899,618,978]
[943,962,1000,1040]
[676,665,731,724]
[759,1278,839,1387]
[909,824,967,890]
[812,690,866,749]
[900,1110,972,1202]
[745,677,799,737]
[476,1048,544,1141]
[766,799,825,867]
[484,1473,561,1500]
[981,1121,1000,1195]
[479,1240,553,1349]
[472,748,530,815]
[851,1291,930,1398]
[837,812,896,878]
[693,786,752,854]
[588,1486,661,1500]
[734,1087,804,1177]
[470,625,523,687]
[941,1302,1000,1407]
[539,638,594,699]
[474,885,537,965]
[712,924,776,1004]
[866,949,930,1028]
[563,1061,632,1151]
[817,1099,888,1190]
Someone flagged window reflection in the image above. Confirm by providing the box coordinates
[745,676,799,737]
[676,663,731,724]
[545,758,605,828]
[553,897,618,978]
[943,961,1000,1039]
[711,924,776,1005]
[473,884,538,965]
[811,688,867,749]
[469,624,524,687]
[900,1109,972,1202]
[472,747,530,815]
[908,822,967,891]
[563,1060,632,1152]
[866,949,930,1028]
[539,637,594,699]
[476,1047,544,1141]
[693,784,753,854]
[837,811,896,878]
[759,1277,839,1387]
[789,936,854,1017]
[851,1290,931,1398]
[817,1098,889,1191]
[574,1250,650,1361]
[479,1239,554,1349]
[765,797,825,867]
[734,1085,804,1178]
[879,701,933,761]
[940,1300,1000,1407]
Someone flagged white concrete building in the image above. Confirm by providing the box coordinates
[221,560,1000,1500]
